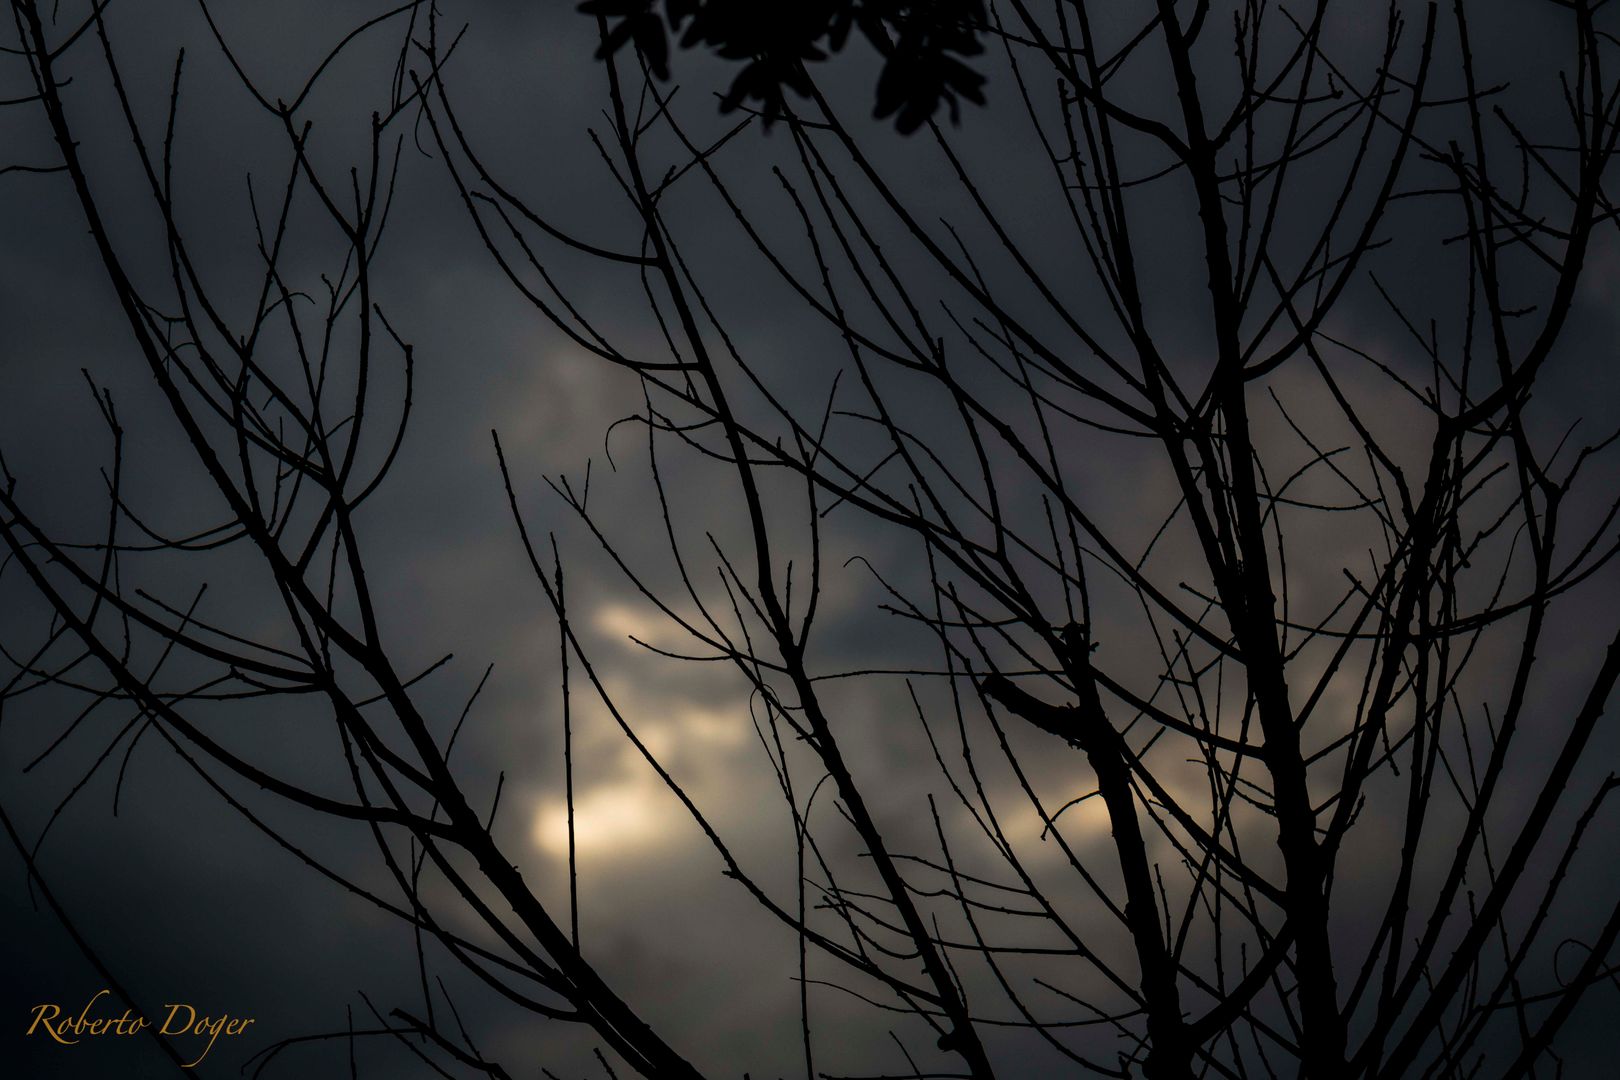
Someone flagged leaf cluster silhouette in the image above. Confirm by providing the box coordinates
[580,0,987,130]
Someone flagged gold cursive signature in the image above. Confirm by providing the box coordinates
[26,989,255,1068]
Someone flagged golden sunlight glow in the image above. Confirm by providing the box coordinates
[532,775,676,860]
[529,633,752,862]
[591,601,675,647]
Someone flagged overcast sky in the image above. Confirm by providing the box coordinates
[3,2,1619,1078]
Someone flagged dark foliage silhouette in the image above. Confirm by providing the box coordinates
[582,0,987,130]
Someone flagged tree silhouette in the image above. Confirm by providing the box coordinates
[3,1,1619,1078]
[581,0,988,131]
